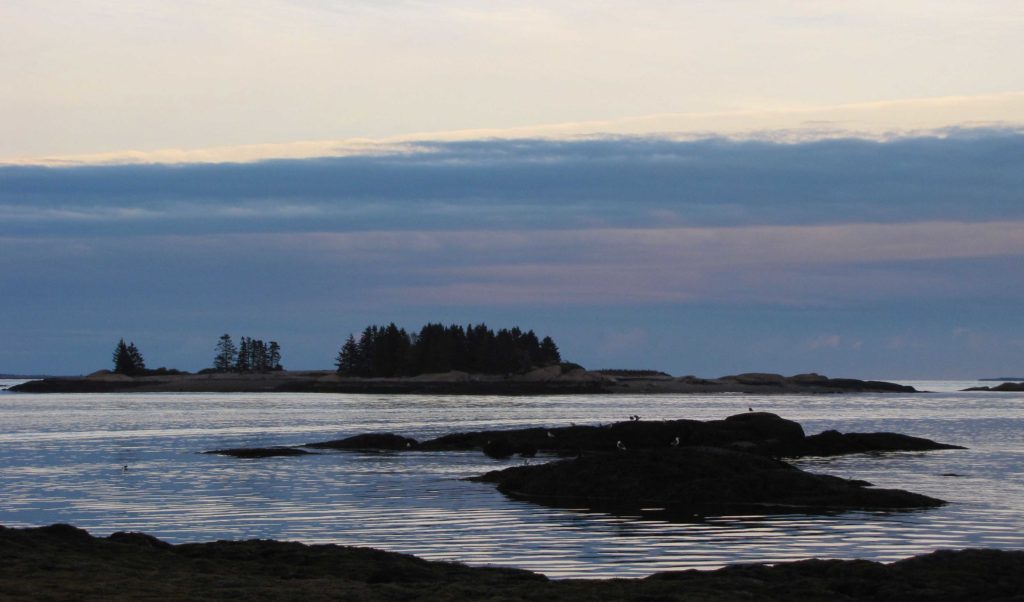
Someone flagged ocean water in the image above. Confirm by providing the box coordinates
[0,379,1021,578]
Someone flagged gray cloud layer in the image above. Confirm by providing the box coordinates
[3,129,1023,236]
[3,130,1022,376]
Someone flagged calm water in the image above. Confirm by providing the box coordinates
[0,379,1021,578]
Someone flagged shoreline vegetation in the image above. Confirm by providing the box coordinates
[2,523,1021,601]
[10,368,920,394]
[12,323,1020,394]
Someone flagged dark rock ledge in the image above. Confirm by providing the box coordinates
[2,524,1023,601]
[204,413,963,460]
[470,446,945,517]
[963,381,1024,392]
[203,413,962,518]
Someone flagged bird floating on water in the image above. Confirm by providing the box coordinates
[122,465,128,472]
[748,407,753,412]
[616,440,627,451]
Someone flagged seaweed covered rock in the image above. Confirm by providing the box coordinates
[472,446,945,517]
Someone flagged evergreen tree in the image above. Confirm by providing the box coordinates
[539,336,561,365]
[112,339,146,375]
[268,341,282,371]
[252,339,268,372]
[335,334,361,375]
[127,343,145,373]
[213,334,237,372]
[236,337,251,372]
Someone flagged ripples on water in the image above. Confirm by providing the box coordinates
[0,379,1022,578]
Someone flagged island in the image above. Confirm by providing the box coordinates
[9,368,918,395]
[10,325,919,395]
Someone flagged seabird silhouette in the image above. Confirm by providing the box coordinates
[122,465,128,472]
[670,436,680,447]
[748,407,753,412]
[616,440,627,451]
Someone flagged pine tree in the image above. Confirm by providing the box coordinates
[112,339,132,375]
[539,336,561,366]
[236,337,251,372]
[113,339,146,375]
[214,334,237,372]
[336,334,361,375]
[126,343,145,374]
[268,341,282,371]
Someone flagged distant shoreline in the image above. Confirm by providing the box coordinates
[9,368,917,395]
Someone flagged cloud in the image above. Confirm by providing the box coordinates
[3,130,1024,238]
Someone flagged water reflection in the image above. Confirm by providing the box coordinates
[0,387,1022,578]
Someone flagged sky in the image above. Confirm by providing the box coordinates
[2,1,1023,378]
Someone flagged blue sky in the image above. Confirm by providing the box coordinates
[2,2,1023,377]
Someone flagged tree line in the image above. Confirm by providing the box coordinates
[212,334,282,372]
[335,322,561,377]
[112,339,146,375]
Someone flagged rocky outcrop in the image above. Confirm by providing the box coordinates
[964,382,1024,391]
[417,412,959,459]
[306,433,419,451]
[787,430,965,457]
[206,412,962,460]
[203,446,315,458]
[471,446,945,516]
[3,523,1022,601]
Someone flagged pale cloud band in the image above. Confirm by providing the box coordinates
[5,92,1024,167]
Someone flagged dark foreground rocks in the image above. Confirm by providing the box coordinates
[471,446,945,516]
[2,524,1022,601]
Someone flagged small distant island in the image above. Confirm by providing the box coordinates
[9,323,918,395]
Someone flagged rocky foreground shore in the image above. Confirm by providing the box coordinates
[10,367,917,394]
[1,524,1021,601]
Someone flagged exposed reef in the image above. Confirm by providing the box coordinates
[470,446,946,515]
[306,433,419,451]
[2,524,1022,601]
[204,413,961,460]
[10,368,917,395]
[963,382,1024,392]
[203,447,315,458]
[414,412,963,459]
[204,413,961,521]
